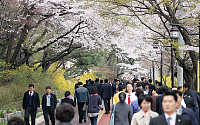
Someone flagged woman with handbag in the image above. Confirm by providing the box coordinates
[110,92,132,125]
[86,86,102,125]
[131,94,158,125]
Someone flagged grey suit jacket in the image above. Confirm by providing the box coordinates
[131,110,158,125]
[149,114,192,125]
[112,101,132,125]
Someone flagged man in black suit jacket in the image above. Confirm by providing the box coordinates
[112,79,119,97]
[183,91,195,110]
[23,84,40,125]
[94,78,100,87]
[42,86,57,125]
[100,79,112,114]
[149,91,191,125]
[156,86,168,115]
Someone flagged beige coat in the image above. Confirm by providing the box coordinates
[131,110,159,125]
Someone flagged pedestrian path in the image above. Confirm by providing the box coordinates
[36,101,112,125]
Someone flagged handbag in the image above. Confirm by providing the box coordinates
[82,103,88,111]
[109,104,116,125]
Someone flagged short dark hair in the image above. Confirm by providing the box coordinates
[65,91,71,97]
[148,79,152,83]
[183,83,190,89]
[100,80,103,83]
[162,86,168,93]
[104,79,108,83]
[86,80,89,83]
[46,86,51,89]
[145,83,149,86]
[95,78,99,82]
[7,117,25,125]
[135,88,144,98]
[90,81,94,85]
[90,86,99,94]
[158,82,162,86]
[138,94,152,107]
[114,79,117,82]
[163,91,177,102]
[152,88,160,94]
[126,82,132,86]
[78,82,83,85]
[136,82,142,87]
[141,77,145,81]
[28,84,34,88]
[172,90,182,97]
[56,103,74,122]
[118,84,126,91]
[184,91,190,96]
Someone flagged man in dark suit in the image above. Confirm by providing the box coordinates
[97,80,104,110]
[94,78,100,87]
[112,79,120,97]
[42,86,57,125]
[172,90,198,125]
[149,91,192,125]
[83,80,91,89]
[144,83,153,95]
[100,79,112,114]
[23,84,40,125]
[183,91,195,111]
[156,86,168,115]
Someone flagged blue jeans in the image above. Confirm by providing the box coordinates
[194,107,199,122]
[90,115,98,125]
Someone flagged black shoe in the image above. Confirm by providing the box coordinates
[84,119,87,123]
[79,121,82,123]
[105,112,109,114]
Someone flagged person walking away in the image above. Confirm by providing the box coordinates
[131,94,158,125]
[97,80,104,110]
[100,79,112,114]
[61,91,75,107]
[74,82,89,123]
[172,90,198,125]
[131,88,144,115]
[183,91,195,111]
[83,80,91,89]
[23,84,40,125]
[86,87,102,125]
[56,103,74,125]
[111,92,132,125]
[94,78,100,87]
[126,83,137,104]
[183,83,200,122]
[149,91,192,125]
[42,86,57,125]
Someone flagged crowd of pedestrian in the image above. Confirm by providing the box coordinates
[7,76,199,125]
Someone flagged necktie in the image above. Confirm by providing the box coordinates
[30,92,32,97]
[128,95,131,105]
[167,117,171,125]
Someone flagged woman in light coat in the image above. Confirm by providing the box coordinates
[131,94,158,125]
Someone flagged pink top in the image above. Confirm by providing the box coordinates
[142,110,150,118]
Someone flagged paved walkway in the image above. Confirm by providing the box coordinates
[36,100,112,125]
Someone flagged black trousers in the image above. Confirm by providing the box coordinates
[24,106,36,125]
[43,107,55,125]
[77,102,86,122]
[103,98,110,113]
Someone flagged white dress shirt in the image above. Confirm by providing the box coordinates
[29,91,34,96]
[164,112,177,125]
[46,94,51,106]
[181,99,186,108]
[125,92,137,104]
